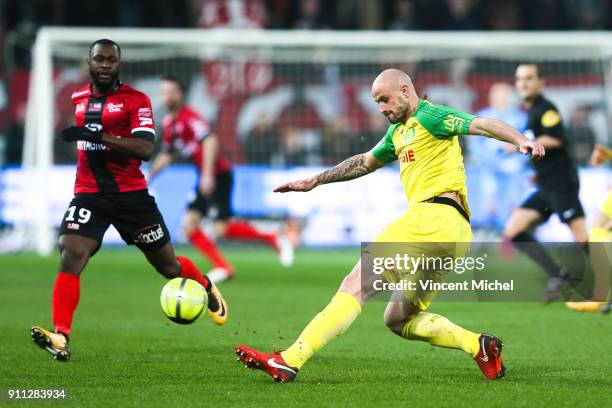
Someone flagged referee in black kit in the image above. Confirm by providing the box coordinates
[504,63,588,302]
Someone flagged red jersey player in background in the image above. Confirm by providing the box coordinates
[149,75,294,283]
[30,40,228,362]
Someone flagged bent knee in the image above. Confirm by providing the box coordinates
[58,243,93,275]
[213,221,228,237]
[384,302,421,336]
[182,212,203,237]
[383,306,413,336]
[505,210,541,239]
[502,228,515,240]
[384,313,406,336]
[182,222,198,237]
[503,223,524,240]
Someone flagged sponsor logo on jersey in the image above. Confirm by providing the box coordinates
[77,140,106,151]
[75,103,86,114]
[443,115,466,134]
[66,222,80,230]
[107,102,124,113]
[138,107,154,126]
[88,102,103,112]
[399,148,416,163]
[133,224,165,244]
[398,126,416,145]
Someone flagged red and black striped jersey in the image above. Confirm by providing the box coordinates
[161,105,232,175]
[71,82,156,194]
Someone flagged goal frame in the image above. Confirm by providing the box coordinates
[24,28,612,254]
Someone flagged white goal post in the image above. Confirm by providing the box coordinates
[21,28,612,254]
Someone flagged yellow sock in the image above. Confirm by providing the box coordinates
[401,312,480,358]
[589,227,611,301]
[281,292,362,369]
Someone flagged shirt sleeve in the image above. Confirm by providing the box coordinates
[371,124,398,163]
[129,94,156,141]
[538,108,563,140]
[188,116,211,141]
[416,103,475,138]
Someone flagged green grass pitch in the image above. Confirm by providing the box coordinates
[1,247,611,407]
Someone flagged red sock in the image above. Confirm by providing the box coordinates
[52,272,80,336]
[177,256,211,291]
[188,229,232,270]
[225,220,278,249]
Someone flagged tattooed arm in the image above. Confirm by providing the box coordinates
[274,152,386,193]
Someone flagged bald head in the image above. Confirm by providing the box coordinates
[372,69,419,124]
[372,69,413,91]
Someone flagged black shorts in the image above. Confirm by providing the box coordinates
[188,170,233,220]
[59,189,171,252]
[520,186,585,224]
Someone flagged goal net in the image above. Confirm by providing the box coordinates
[12,28,612,254]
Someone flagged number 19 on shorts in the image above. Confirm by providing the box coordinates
[65,206,92,224]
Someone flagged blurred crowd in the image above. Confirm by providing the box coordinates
[2,0,611,43]
[240,80,599,168]
[0,0,610,166]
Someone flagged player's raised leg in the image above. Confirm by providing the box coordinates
[141,241,228,325]
[235,259,369,382]
[211,169,293,266]
[218,219,295,268]
[31,235,99,361]
[384,296,505,379]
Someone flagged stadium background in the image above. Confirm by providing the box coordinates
[1,0,612,249]
[1,2,612,407]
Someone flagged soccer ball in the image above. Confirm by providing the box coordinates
[160,278,208,324]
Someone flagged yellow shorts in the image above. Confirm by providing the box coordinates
[368,201,473,310]
[600,191,612,219]
[373,201,473,244]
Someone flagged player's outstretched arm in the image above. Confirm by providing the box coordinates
[149,152,174,181]
[469,117,545,161]
[274,152,385,193]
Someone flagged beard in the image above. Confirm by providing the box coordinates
[90,67,119,93]
[386,106,410,124]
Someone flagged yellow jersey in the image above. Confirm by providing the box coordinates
[371,99,474,216]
